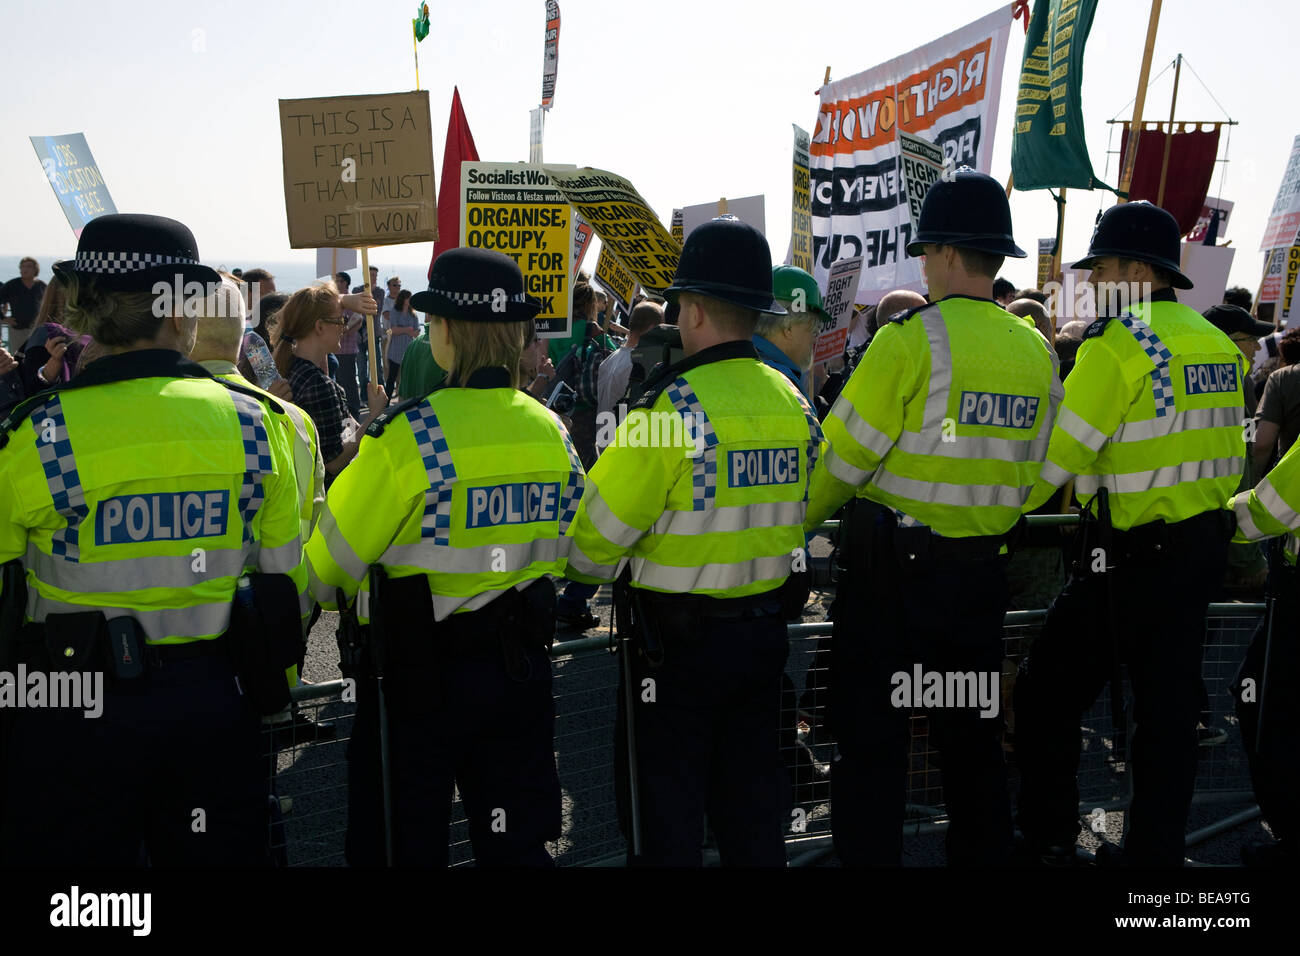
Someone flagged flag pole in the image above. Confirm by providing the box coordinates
[1155,54,1183,209]
[1118,0,1163,202]
[363,247,379,388]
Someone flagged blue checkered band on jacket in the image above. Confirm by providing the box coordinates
[547,409,585,535]
[73,251,199,275]
[406,400,458,545]
[29,396,88,560]
[1117,313,1176,418]
[230,392,273,546]
[426,287,529,306]
[780,377,824,502]
[665,378,719,512]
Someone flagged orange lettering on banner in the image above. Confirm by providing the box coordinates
[811,38,993,157]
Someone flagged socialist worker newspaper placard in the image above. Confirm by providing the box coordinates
[541,166,681,296]
[809,9,1011,302]
[278,91,437,249]
[461,162,573,338]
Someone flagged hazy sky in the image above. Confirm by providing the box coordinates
[5,0,1292,295]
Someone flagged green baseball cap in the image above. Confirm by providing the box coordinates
[771,265,830,322]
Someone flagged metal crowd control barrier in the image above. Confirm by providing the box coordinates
[266,514,1265,866]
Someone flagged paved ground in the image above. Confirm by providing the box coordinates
[269,532,1274,868]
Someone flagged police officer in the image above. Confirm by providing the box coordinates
[1015,201,1246,866]
[0,214,305,865]
[1223,423,1300,866]
[562,218,820,867]
[804,169,1061,866]
[307,248,577,867]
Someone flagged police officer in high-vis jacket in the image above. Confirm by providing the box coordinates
[1015,202,1246,866]
[804,169,1062,866]
[307,248,577,867]
[0,214,305,865]
[563,218,821,867]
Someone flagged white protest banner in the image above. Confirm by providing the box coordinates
[541,166,681,295]
[791,125,813,273]
[316,247,358,278]
[595,244,637,313]
[681,195,766,243]
[541,1,561,110]
[810,8,1012,302]
[461,162,573,338]
[814,255,863,364]
[898,130,949,238]
[1177,243,1237,316]
[1186,196,1233,243]
[29,133,117,238]
[1261,135,1300,251]
[278,91,437,248]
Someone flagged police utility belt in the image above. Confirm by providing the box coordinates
[339,569,556,715]
[836,498,1006,574]
[0,563,299,716]
[1102,509,1235,564]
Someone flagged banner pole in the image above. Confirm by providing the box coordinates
[1154,53,1182,209]
[1051,188,1068,284]
[362,247,380,388]
[1118,0,1163,202]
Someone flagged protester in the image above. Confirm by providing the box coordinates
[1008,297,1054,342]
[272,283,385,483]
[1252,326,1300,475]
[333,271,364,417]
[18,321,89,395]
[1,257,48,354]
[597,300,660,418]
[993,276,1018,307]
[520,321,556,402]
[400,327,447,399]
[353,266,383,392]
[385,289,420,396]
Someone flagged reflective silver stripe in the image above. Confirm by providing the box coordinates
[919,308,953,433]
[356,587,370,619]
[632,552,792,592]
[1038,460,1074,490]
[383,536,568,575]
[27,595,233,642]
[584,484,645,549]
[317,506,369,581]
[1254,478,1297,532]
[566,540,621,581]
[652,500,805,537]
[307,561,333,605]
[894,428,1039,461]
[26,543,247,593]
[1104,456,1240,495]
[873,468,1028,509]
[1111,405,1243,444]
[836,402,895,460]
[257,538,302,574]
[825,445,872,486]
[1075,473,1102,496]
[1056,407,1109,453]
[1233,497,1264,541]
[430,582,542,622]
[298,590,313,619]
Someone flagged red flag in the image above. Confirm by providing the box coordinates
[1119,125,1221,235]
[428,87,480,279]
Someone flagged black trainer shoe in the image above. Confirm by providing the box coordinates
[556,607,600,632]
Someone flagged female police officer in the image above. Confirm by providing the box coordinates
[307,248,582,867]
[0,214,304,865]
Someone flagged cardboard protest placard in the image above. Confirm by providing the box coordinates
[595,244,637,313]
[791,125,814,273]
[1176,243,1236,316]
[1261,135,1300,251]
[1037,238,1055,290]
[1187,197,1233,243]
[542,1,561,110]
[278,91,437,248]
[29,133,117,237]
[814,255,864,363]
[461,162,573,338]
[898,131,948,239]
[572,213,594,277]
[542,166,681,295]
[670,208,684,246]
[1285,245,1300,322]
[316,247,358,279]
[1261,246,1290,307]
[681,195,766,243]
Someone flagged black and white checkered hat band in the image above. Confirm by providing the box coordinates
[74,251,199,275]
[428,287,528,305]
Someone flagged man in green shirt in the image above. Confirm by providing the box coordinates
[399,326,446,398]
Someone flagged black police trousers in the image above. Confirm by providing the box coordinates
[1015,510,1229,865]
[1231,558,1300,850]
[346,636,561,867]
[0,648,267,866]
[615,609,790,866]
[830,507,1014,866]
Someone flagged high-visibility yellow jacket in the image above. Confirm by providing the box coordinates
[0,350,304,644]
[805,295,1062,536]
[1023,292,1246,529]
[306,367,582,623]
[564,341,821,597]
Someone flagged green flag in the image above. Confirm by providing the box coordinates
[413,2,430,41]
[1011,0,1108,191]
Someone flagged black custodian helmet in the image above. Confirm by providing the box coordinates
[1070,201,1193,289]
[905,167,1026,258]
